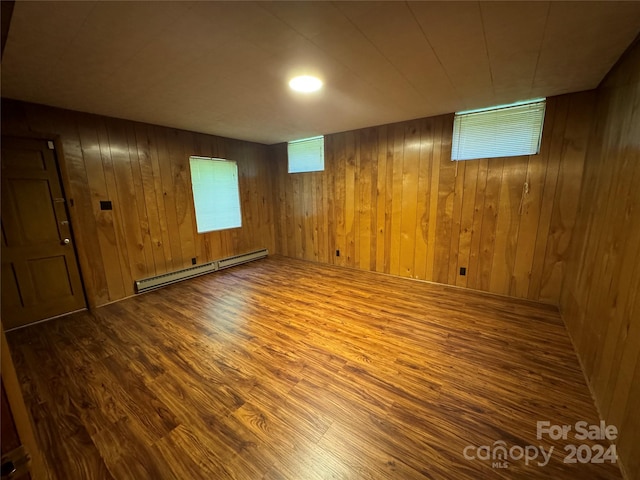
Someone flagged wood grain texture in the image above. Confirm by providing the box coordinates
[2,324,48,480]
[1,100,275,308]
[7,256,622,480]
[560,39,640,480]
[270,92,595,304]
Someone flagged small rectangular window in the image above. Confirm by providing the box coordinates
[451,99,546,161]
[288,135,324,173]
[189,156,242,233]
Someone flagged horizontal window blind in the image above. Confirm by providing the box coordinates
[189,157,242,233]
[288,136,324,173]
[451,99,546,161]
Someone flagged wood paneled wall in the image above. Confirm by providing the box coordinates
[270,92,595,303]
[560,39,640,480]
[1,100,275,308]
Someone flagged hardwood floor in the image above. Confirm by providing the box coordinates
[6,256,622,479]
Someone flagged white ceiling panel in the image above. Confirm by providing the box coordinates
[533,1,640,96]
[480,2,549,102]
[2,1,639,145]
[408,1,492,111]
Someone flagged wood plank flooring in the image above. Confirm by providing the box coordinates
[6,256,622,479]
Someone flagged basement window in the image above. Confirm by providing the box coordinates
[189,156,242,232]
[288,135,324,173]
[451,98,546,161]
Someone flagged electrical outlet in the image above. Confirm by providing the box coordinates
[191,257,197,265]
[336,250,340,257]
[460,267,466,276]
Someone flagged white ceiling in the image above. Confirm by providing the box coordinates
[2,1,640,145]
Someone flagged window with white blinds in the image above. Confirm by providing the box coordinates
[189,156,242,233]
[451,99,546,161]
[288,136,324,173]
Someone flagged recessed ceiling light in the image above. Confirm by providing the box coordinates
[289,75,323,93]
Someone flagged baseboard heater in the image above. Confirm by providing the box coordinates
[217,249,269,269]
[134,248,268,293]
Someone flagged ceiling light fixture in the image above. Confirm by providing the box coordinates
[289,75,323,93]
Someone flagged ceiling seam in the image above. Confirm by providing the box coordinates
[47,3,201,106]
[257,1,406,106]
[47,3,96,80]
[330,1,433,107]
[96,3,199,87]
[477,2,495,99]
[6,2,637,145]
[405,2,461,106]
[530,2,552,97]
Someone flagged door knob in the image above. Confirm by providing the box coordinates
[62,238,70,245]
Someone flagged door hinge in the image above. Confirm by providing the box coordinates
[1,445,31,479]
[47,140,55,150]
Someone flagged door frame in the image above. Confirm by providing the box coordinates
[1,133,89,329]
[1,323,48,478]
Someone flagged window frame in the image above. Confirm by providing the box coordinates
[189,156,242,233]
[288,135,325,173]
[451,98,546,161]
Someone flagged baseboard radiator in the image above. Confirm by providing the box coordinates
[134,248,268,293]
[217,249,269,269]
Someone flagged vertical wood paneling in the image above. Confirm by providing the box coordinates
[490,156,527,296]
[172,130,196,266]
[399,122,419,278]
[291,165,303,260]
[324,136,336,265]
[465,158,488,291]
[455,160,477,288]
[413,118,432,281]
[283,146,296,260]
[147,125,175,273]
[425,116,443,281]
[110,118,148,288]
[271,92,595,303]
[382,127,394,274]
[374,126,388,273]
[317,168,328,263]
[433,129,456,285]
[344,131,357,267]
[77,114,125,301]
[1,100,276,307]
[127,122,154,275]
[134,123,167,276]
[528,97,566,300]
[333,134,346,267]
[358,128,374,271]
[270,144,287,258]
[540,93,594,304]
[56,110,111,307]
[476,157,503,291]
[186,133,204,265]
[448,161,467,286]
[560,39,640,480]
[154,126,182,271]
[511,133,547,298]
[389,124,404,276]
